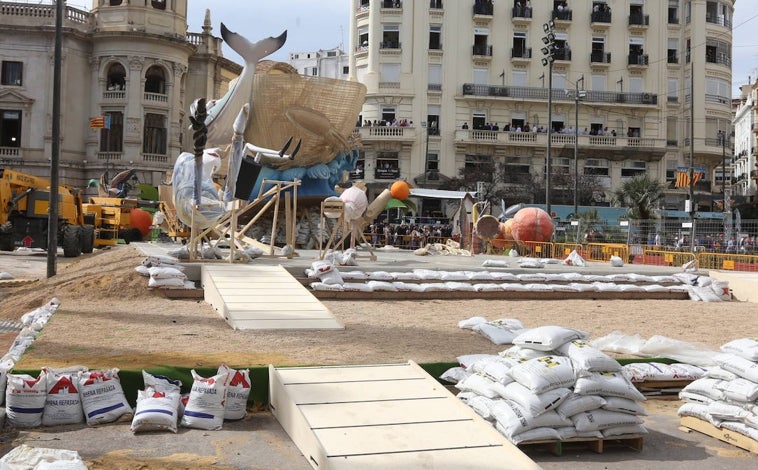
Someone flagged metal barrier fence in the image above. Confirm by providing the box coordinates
[697,252,758,272]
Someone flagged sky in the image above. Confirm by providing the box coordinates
[731,1,758,97]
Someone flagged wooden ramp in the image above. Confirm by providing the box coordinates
[202,264,344,330]
[269,361,541,470]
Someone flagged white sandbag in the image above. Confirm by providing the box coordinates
[0,367,8,407]
[518,259,544,269]
[721,338,758,362]
[562,250,586,267]
[609,255,624,267]
[470,357,518,386]
[180,369,230,430]
[444,281,476,292]
[668,363,708,381]
[390,281,424,292]
[602,424,648,437]
[148,276,186,288]
[454,374,499,399]
[458,316,488,330]
[572,409,643,432]
[413,269,443,280]
[457,354,495,369]
[508,356,576,393]
[601,396,647,415]
[142,254,182,267]
[517,273,547,282]
[678,402,723,427]
[678,391,714,405]
[466,271,495,281]
[500,283,528,292]
[130,387,180,433]
[574,372,646,401]
[340,271,368,280]
[309,282,343,292]
[710,280,731,301]
[79,369,133,425]
[490,272,518,281]
[467,395,497,421]
[482,259,510,268]
[135,265,151,277]
[508,249,519,258]
[500,345,552,360]
[512,326,588,351]
[439,271,469,281]
[475,319,526,345]
[622,362,677,382]
[507,426,561,444]
[688,285,723,302]
[6,372,47,428]
[716,353,758,383]
[523,283,552,292]
[704,367,737,381]
[556,340,621,374]
[707,402,751,421]
[0,445,87,470]
[147,266,187,280]
[219,365,251,421]
[418,283,449,292]
[440,367,470,384]
[490,400,571,438]
[473,283,504,292]
[501,382,570,417]
[367,271,394,281]
[680,378,726,401]
[142,371,182,394]
[42,370,84,426]
[556,393,606,419]
[366,280,397,292]
[716,377,758,402]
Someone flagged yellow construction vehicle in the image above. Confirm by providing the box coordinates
[0,168,94,257]
[81,197,142,248]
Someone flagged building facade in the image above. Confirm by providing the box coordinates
[348,0,735,215]
[0,0,239,189]
[289,48,350,80]
[732,80,757,203]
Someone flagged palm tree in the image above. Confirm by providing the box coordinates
[611,174,665,244]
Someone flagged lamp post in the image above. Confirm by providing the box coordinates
[718,130,727,203]
[572,76,585,218]
[541,21,556,216]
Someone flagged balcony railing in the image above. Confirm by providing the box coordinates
[102,90,126,101]
[705,14,732,28]
[353,126,417,140]
[553,48,571,61]
[0,147,20,158]
[380,41,401,50]
[590,50,611,64]
[628,54,649,66]
[97,152,122,162]
[629,13,649,26]
[512,6,532,19]
[461,83,658,105]
[552,9,572,21]
[142,153,169,164]
[144,92,168,103]
[511,47,531,59]
[453,130,666,151]
[473,3,493,16]
[472,45,493,57]
[382,0,401,9]
[706,52,731,67]
[667,52,678,64]
[590,11,612,24]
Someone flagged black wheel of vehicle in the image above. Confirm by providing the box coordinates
[81,225,95,254]
[120,228,143,244]
[62,225,82,257]
[0,234,13,252]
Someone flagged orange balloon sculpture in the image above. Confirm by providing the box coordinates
[129,208,153,237]
[390,180,411,200]
[510,207,554,243]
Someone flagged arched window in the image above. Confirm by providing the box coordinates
[144,66,166,94]
[152,0,166,10]
[106,63,126,91]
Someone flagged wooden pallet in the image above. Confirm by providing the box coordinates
[518,434,644,456]
[634,379,692,399]
[680,416,758,454]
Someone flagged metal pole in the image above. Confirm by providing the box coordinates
[47,0,64,278]
[721,130,726,199]
[689,65,695,252]
[546,61,552,216]
[573,76,582,217]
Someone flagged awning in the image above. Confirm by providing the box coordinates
[409,188,475,199]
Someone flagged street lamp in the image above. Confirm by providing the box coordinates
[571,76,585,217]
[718,130,727,207]
[541,21,556,216]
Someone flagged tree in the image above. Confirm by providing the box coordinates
[610,174,665,243]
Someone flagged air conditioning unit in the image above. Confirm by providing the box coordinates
[641,93,654,104]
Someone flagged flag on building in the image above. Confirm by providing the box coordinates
[89,116,110,129]
[692,167,705,186]
[674,167,689,188]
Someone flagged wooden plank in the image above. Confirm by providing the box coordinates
[229,310,340,320]
[680,416,758,454]
[283,379,448,405]
[301,397,471,428]
[276,363,425,384]
[519,435,644,456]
[228,318,344,330]
[324,445,533,470]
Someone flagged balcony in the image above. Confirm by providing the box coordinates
[705,13,731,28]
[144,92,168,104]
[102,90,126,101]
[590,11,612,25]
[553,48,571,62]
[380,41,401,50]
[706,52,731,67]
[353,126,417,143]
[512,6,532,21]
[142,153,169,164]
[429,0,443,9]
[97,152,122,162]
[628,13,649,28]
[381,0,402,9]
[628,53,649,67]
[461,83,659,105]
[511,47,531,61]
[473,3,493,17]
[590,50,611,65]
[472,45,493,58]
[0,147,20,159]
[551,9,572,22]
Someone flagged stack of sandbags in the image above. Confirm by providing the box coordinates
[678,338,758,442]
[444,326,648,444]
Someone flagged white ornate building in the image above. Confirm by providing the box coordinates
[347,0,736,214]
[732,80,757,203]
[0,0,238,188]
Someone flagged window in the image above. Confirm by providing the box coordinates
[628,77,643,94]
[666,160,678,181]
[376,152,400,179]
[591,74,605,91]
[151,0,166,10]
[100,111,123,152]
[428,64,441,90]
[667,116,678,145]
[429,25,441,50]
[381,107,396,123]
[621,160,646,177]
[473,68,488,85]
[472,111,486,130]
[504,156,531,183]
[310,67,318,76]
[668,0,679,24]
[426,153,439,174]
[380,63,400,84]
[473,28,490,56]
[705,77,730,103]
[143,114,167,155]
[0,110,21,147]
[351,154,365,179]
[667,38,679,64]
[327,51,337,57]
[109,0,122,5]
[551,72,566,91]
[356,65,367,82]
[358,27,369,49]
[381,24,400,49]
[144,66,166,94]
[106,62,126,90]
[1,61,22,86]
[342,66,349,75]
[584,158,609,176]
[465,154,491,171]
[511,71,526,87]
[512,32,528,58]
[427,105,440,135]
[668,79,679,102]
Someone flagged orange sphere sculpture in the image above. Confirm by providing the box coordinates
[510,207,554,243]
[129,208,153,237]
[390,180,411,200]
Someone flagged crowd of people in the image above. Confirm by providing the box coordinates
[358,119,414,128]
[367,222,456,249]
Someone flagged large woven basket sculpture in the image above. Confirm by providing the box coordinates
[246,69,366,171]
